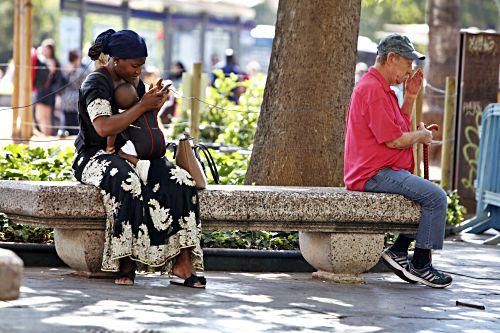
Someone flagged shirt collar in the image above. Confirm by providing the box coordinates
[367,67,392,93]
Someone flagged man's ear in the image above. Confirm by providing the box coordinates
[387,52,398,64]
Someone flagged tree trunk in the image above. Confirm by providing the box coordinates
[426,0,460,100]
[245,0,361,186]
[424,0,460,165]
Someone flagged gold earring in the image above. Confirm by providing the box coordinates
[114,62,117,67]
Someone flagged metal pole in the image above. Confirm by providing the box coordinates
[79,0,86,53]
[199,13,208,70]
[162,7,173,75]
[231,17,241,65]
[441,76,457,190]
[122,0,130,29]
[12,0,21,139]
[190,62,202,143]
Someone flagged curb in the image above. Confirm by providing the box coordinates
[0,242,390,273]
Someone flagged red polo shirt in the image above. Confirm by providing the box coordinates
[344,67,414,191]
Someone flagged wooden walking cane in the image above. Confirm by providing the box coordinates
[423,124,439,180]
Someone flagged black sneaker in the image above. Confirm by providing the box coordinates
[381,249,416,284]
[403,262,453,288]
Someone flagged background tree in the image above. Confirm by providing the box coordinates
[245,0,361,186]
[423,0,460,162]
[0,0,59,64]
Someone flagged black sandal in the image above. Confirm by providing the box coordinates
[170,275,206,289]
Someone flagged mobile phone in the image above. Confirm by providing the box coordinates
[159,80,173,93]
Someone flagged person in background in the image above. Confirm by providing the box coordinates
[168,61,186,87]
[59,49,90,136]
[220,48,240,76]
[159,61,186,125]
[34,39,64,136]
[245,60,261,79]
[212,49,245,103]
[354,62,368,85]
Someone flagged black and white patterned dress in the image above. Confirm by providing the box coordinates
[72,67,203,273]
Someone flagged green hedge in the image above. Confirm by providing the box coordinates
[0,75,467,249]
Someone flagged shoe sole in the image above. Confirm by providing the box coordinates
[381,252,416,284]
[402,268,452,289]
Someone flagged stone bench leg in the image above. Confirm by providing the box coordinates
[299,232,384,284]
[54,229,111,278]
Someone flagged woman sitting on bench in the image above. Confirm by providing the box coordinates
[73,29,206,288]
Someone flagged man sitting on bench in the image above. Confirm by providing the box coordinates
[344,34,452,288]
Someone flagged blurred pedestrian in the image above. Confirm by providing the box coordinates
[34,39,64,136]
[59,49,89,136]
[354,62,368,85]
[159,61,186,125]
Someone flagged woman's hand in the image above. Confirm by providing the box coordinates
[118,149,139,166]
[155,78,170,107]
[405,68,423,98]
[138,84,168,111]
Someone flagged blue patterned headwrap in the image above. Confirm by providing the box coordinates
[95,29,148,59]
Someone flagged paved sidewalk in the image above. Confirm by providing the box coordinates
[1,240,499,333]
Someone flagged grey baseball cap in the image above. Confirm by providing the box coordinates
[377,34,425,60]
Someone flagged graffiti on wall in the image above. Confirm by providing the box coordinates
[461,102,482,191]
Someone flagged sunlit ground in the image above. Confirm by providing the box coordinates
[1,240,499,333]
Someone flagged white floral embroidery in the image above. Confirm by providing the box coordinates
[148,199,172,231]
[192,195,197,205]
[135,160,150,184]
[102,191,121,217]
[178,211,199,246]
[110,168,118,176]
[88,98,112,122]
[110,221,133,258]
[134,224,152,260]
[80,158,111,187]
[153,183,160,192]
[121,171,142,198]
[170,167,195,187]
[101,213,204,273]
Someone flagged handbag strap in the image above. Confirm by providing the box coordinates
[165,140,220,185]
[165,142,177,157]
[195,143,220,184]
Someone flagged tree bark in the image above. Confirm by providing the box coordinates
[245,0,361,186]
[424,0,460,165]
[425,0,460,113]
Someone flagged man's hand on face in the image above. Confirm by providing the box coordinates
[405,68,423,97]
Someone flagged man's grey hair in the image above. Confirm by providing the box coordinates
[376,53,401,65]
[375,54,388,65]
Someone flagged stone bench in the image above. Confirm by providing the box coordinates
[0,181,420,283]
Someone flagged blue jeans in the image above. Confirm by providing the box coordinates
[365,168,447,250]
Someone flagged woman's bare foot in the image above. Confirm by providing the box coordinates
[115,257,136,286]
[172,248,205,287]
[115,276,134,285]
